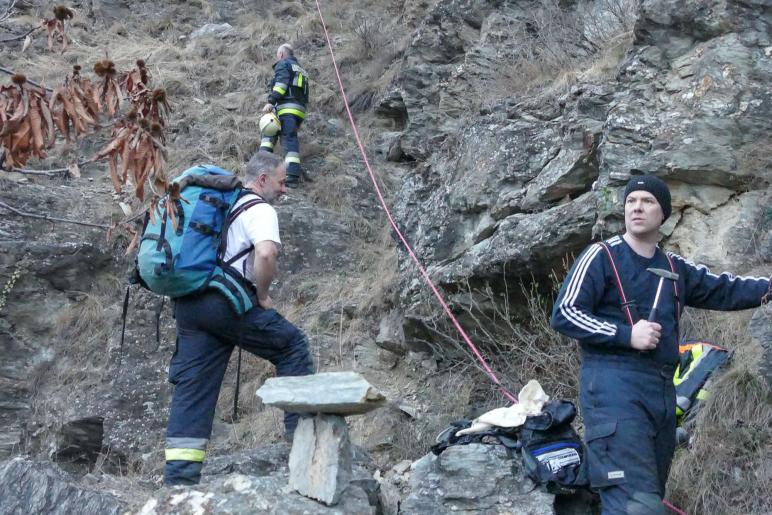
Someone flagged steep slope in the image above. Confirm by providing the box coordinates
[0,0,769,513]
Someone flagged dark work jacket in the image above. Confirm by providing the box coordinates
[267,56,309,108]
[550,235,770,366]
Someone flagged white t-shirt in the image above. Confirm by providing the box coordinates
[223,195,281,283]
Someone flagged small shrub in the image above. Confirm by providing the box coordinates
[425,274,581,408]
[352,15,385,61]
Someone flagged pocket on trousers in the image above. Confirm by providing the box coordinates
[585,420,627,488]
[168,337,181,385]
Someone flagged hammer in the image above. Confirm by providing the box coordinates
[646,268,679,322]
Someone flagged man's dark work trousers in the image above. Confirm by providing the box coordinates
[259,113,302,178]
[164,291,313,486]
[581,357,675,515]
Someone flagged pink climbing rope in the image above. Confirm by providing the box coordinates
[663,500,687,515]
[312,0,517,404]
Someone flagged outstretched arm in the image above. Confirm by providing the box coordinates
[671,253,771,311]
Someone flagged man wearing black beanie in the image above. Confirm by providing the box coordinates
[550,175,770,514]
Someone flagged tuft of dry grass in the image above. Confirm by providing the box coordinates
[480,0,636,101]
[425,275,581,406]
[668,308,771,515]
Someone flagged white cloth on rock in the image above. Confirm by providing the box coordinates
[455,379,549,436]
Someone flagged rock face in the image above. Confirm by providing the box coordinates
[402,443,555,515]
[750,307,772,388]
[257,372,386,415]
[382,0,771,337]
[0,457,126,515]
[289,415,352,506]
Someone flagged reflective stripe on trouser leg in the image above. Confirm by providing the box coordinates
[278,113,302,177]
[259,135,276,152]
[285,152,301,177]
[165,437,208,486]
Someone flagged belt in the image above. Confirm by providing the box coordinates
[583,353,678,379]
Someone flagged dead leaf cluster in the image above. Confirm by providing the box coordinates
[93,59,122,117]
[0,74,55,167]
[42,5,75,54]
[92,61,171,202]
[1,54,171,206]
[121,59,150,97]
[49,65,101,142]
[94,114,167,201]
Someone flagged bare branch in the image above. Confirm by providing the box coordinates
[0,65,52,92]
[5,158,98,177]
[0,0,18,23]
[0,25,42,44]
[0,200,112,229]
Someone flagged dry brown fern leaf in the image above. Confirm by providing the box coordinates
[42,5,75,53]
[93,59,121,117]
[93,114,167,200]
[121,60,151,98]
[0,74,55,167]
[49,65,101,142]
[133,87,172,127]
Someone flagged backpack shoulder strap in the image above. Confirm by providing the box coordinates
[598,241,638,326]
[228,192,266,222]
[219,192,267,263]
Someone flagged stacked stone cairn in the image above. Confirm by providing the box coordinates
[256,371,386,506]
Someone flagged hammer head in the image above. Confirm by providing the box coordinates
[647,267,679,281]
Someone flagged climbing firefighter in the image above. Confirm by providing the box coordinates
[550,175,771,515]
[260,43,309,188]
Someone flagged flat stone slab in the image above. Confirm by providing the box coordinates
[256,372,386,415]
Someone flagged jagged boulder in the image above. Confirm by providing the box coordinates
[401,443,555,514]
[137,445,379,515]
[750,307,772,388]
[136,474,374,515]
[0,457,127,515]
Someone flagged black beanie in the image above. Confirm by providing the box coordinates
[623,175,672,221]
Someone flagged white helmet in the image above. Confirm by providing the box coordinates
[259,112,281,137]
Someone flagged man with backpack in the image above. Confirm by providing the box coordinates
[550,175,770,514]
[163,152,313,486]
[260,43,309,188]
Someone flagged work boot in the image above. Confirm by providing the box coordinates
[285,174,301,189]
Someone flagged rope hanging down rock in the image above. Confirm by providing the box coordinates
[312,0,518,405]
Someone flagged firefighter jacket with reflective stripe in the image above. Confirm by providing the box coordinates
[267,57,309,118]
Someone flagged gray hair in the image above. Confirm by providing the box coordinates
[244,152,284,184]
[277,43,293,56]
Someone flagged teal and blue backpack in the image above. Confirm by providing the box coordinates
[135,164,264,315]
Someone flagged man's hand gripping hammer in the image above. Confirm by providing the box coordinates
[646,268,679,322]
